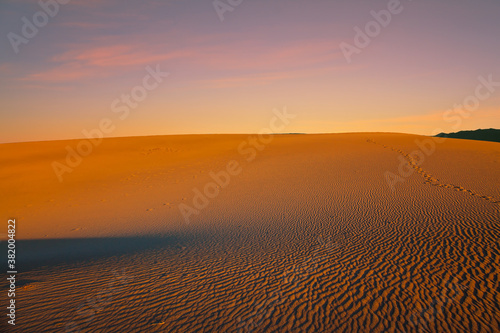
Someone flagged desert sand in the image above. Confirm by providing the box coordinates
[1,133,499,332]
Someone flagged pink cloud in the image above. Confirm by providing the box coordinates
[57,21,110,29]
[199,65,348,88]
[191,39,342,71]
[0,63,15,74]
[22,62,99,82]
[21,37,345,84]
[22,44,188,82]
[199,72,300,88]
[53,45,187,67]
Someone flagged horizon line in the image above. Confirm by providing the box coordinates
[1,131,432,145]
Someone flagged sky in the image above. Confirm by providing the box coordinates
[1,0,499,143]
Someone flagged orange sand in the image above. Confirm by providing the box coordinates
[1,133,499,332]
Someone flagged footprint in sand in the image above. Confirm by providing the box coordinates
[368,138,500,205]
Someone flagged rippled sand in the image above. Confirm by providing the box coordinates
[1,133,499,332]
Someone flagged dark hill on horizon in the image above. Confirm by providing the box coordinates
[435,128,500,143]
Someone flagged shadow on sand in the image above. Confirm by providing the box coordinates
[2,234,195,272]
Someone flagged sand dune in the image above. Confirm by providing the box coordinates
[1,133,499,332]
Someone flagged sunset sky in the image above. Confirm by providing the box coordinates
[1,0,499,143]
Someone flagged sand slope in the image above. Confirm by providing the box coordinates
[1,133,499,332]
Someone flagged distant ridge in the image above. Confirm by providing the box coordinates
[435,128,500,143]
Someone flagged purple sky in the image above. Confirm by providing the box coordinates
[1,0,499,142]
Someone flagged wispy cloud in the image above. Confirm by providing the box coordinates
[198,65,350,88]
[19,37,344,84]
[198,71,302,88]
[21,62,99,82]
[53,45,186,67]
[192,39,342,71]
[57,21,110,29]
[0,63,15,74]
[21,44,188,82]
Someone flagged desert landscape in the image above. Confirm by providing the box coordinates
[2,0,500,332]
[1,132,499,332]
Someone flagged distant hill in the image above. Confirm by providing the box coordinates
[435,128,500,143]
